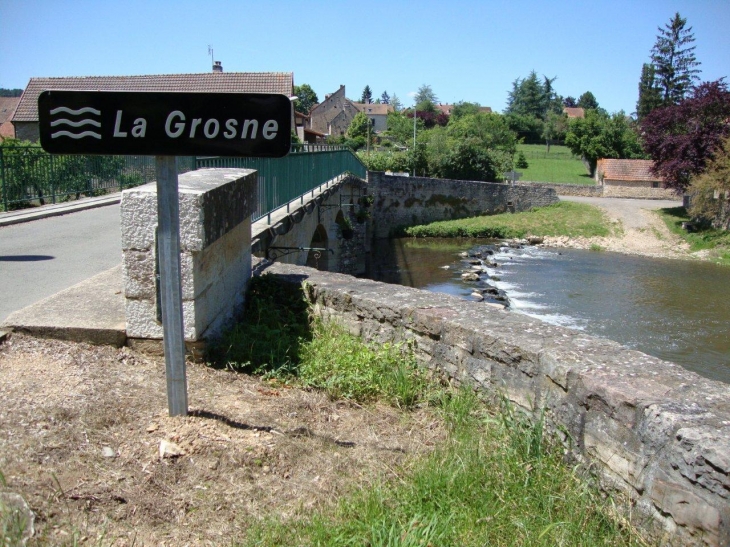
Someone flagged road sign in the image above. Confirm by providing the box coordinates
[503,170,523,181]
[38,90,291,157]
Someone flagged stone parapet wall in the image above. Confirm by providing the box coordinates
[527,182,604,197]
[121,168,257,341]
[603,184,679,199]
[265,262,730,546]
[368,172,559,238]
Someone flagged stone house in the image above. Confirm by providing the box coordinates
[0,97,20,141]
[308,85,360,137]
[11,71,295,142]
[595,158,675,198]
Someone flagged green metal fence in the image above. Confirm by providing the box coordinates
[196,145,367,221]
[0,143,366,218]
[0,144,195,211]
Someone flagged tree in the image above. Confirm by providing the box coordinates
[565,110,644,175]
[542,110,569,153]
[438,139,505,182]
[346,112,375,149]
[447,112,518,156]
[505,71,546,119]
[450,101,481,120]
[292,84,318,115]
[577,91,599,110]
[0,88,23,97]
[361,85,373,104]
[380,91,390,104]
[414,84,438,110]
[563,96,577,108]
[686,136,730,229]
[650,12,701,106]
[641,80,730,192]
[384,111,421,145]
[636,63,663,120]
[390,94,403,112]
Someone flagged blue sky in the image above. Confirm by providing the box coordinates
[1,0,728,115]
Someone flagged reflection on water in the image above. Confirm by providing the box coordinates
[366,238,730,384]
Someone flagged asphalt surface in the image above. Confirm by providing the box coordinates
[559,195,682,229]
[0,204,122,323]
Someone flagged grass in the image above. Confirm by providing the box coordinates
[405,201,613,239]
[516,143,594,185]
[656,206,730,266]
[211,276,650,547]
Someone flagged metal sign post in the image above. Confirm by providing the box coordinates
[155,156,188,416]
[38,90,291,417]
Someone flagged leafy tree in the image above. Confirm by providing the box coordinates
[577,91,599,110]
[380,91,390,104]
[385,111,421,145]
[437,139,510,182]
[447,112,518,155]
[415,84,438,105]
[293,84,318,115]
[390,94,403,112]
[636,63,663,120]
[565,110,644,175]
[563,96,577,108]
[641,80,730,192]
[346,112,374,148]
[361,85,373,104]
[505,112,544,144]
[450,101,481,120]
[687,136,730,229]
[542,110,568,152]
[650,12,701,106]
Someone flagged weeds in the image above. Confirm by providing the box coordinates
[657,206,730,265]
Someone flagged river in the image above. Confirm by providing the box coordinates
[366,238,730,384]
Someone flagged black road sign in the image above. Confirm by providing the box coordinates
[38,90,292,157]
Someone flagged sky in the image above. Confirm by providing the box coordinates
[1,0,729,115]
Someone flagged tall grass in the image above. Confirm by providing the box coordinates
[215,277,648,546]
[405,201,613,239]
[657,206,730,266]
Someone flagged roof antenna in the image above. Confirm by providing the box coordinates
[208,45,214,67]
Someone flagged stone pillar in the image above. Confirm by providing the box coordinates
[121,168,257,341]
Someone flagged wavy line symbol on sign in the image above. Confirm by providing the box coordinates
[49,106,102,140]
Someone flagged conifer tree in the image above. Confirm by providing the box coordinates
[650,12,701,106]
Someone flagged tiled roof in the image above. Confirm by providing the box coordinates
[597,159,662,182]
[353,102,393,116]
[13,72,294,122]
[563,107,585,118]
[0,97,20,124]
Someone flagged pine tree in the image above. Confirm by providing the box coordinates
[636,63,662,120]
[361,85,373,104]
[380,91,390,104]
[650,12,701,106]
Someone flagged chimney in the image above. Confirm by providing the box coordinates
[212,61,223,73]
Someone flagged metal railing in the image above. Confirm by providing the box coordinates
[196,146,366,221]
[0,144,195,211]
[1,143,366,218]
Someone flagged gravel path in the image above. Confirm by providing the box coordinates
[546,195,698,260]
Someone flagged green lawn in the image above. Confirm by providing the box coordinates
[405,201,614,239]
[657,206,730,265]
[516,143,594,185]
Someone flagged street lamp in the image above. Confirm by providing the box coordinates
[412,104,417,176]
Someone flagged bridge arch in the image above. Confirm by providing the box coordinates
[306,224,329,270]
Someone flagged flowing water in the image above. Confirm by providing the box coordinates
[366,238,730,384]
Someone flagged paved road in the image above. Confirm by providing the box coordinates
[0,204,121,323]
[559,195,682,229]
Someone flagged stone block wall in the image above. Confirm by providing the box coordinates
[529,182,604,197]
[368,172,560,238]
[121,168,257,341]
[603,183,679,199]
[264,262,730,546]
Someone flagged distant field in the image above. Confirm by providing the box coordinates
[515,144,594,185]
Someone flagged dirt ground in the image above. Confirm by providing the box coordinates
[0,334,446,546]
[546,196,698,260]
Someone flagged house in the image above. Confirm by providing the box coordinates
[11,71,295,142]
[563,107,585,119]
[294,111,326,144]
[308,85,360,137]
[352,102,393,133]
[0,97,20,141]
[595,159,662,188]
